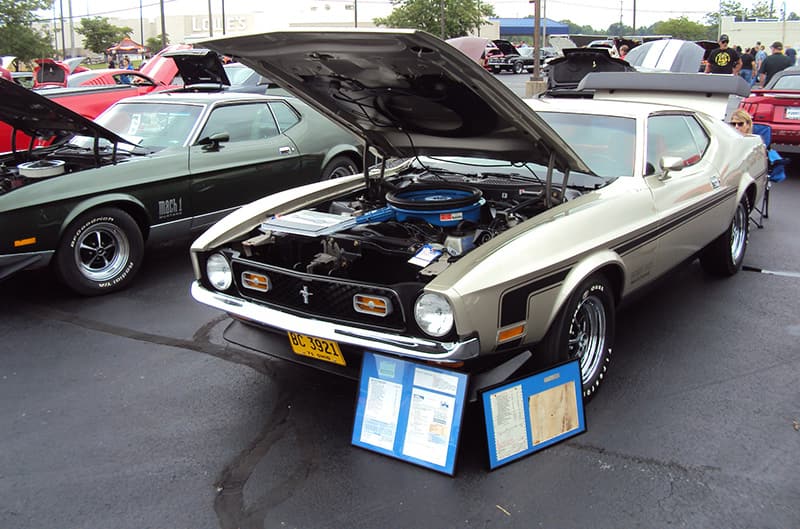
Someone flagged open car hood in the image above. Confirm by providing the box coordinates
[201,29,592,174]
[546,48,636,93]
[0,77,134,146]
[624,39,705,73]
[163,48,231,86]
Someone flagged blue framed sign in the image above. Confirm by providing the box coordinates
[480,360,586,470]
[352,352,469,476]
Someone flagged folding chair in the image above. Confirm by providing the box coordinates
[751,124,789,228]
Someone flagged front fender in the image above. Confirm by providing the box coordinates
[536,250,626,340]
[60,193,150,238]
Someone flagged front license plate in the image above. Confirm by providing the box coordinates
[785,107,800,120]
[287,332,346,366]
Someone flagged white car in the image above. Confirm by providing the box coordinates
[189,29,768,399]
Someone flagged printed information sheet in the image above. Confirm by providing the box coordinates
[481,360,586,469]
[352,353,468,475]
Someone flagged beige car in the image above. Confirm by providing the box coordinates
[189,29,768,399]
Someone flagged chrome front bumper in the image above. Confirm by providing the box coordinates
[191,281,481,362]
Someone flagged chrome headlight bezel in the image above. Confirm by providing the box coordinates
[414,292,455,338]
[206,253,232,291]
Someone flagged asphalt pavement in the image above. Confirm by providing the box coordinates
[1,75,798,529]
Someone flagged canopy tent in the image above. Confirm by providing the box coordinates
[106,37,149,55]
[488,18,570,41]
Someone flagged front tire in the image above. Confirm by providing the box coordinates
[321,155,359,180]
[513,61,524,74]
[540,274,615,400]
[700,195,750,276]
[55,207,144,296]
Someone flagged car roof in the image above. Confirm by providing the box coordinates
[526,97,684,119]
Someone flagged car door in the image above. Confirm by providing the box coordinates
[644,113,725,277]
[188,101,303,230]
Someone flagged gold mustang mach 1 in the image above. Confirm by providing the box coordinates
[189,29,768,399]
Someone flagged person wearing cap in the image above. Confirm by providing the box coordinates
[757,41,795,87]
[705,34,742,75]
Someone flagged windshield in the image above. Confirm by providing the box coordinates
[405,156,607,190]
[770,74,800,90]
[72,102,204,151]
[537,112,636,177]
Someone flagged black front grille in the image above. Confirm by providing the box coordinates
[232,259,406,331]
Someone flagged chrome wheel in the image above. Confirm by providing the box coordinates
[730,202,747,264]
[567,295,607,386]
[74,222,131,282]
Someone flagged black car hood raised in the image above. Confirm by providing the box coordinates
[0,77,132,147]
[547,48,637,93]
[201,29,592,174]
[163,48,232,86]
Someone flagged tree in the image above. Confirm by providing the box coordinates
[705,0,746,26]
[748,0,773,18]
[558,19,600,35]
[606,23,633,36]
[0,0,54,65]
[374,0,495,40]
[77,17,133,56]
[146,35,169,55]
[653,16,711,41]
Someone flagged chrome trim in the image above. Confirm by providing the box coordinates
[191,281,481,362]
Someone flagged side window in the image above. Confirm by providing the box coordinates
[646,114,707,175]
[269,101,301,133]
[199,103,278,143]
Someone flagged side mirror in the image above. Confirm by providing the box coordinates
[196,132,230,152]
[658,156,684,180]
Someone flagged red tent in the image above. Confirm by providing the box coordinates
[106,37,149,56]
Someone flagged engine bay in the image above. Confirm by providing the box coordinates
[0,143,137,195]
[231,163,587,284]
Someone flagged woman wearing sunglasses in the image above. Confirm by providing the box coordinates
[730,109,753,135]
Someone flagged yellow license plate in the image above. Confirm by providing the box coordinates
[287,332,346,366]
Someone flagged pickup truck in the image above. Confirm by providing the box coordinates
[0,46,187,153]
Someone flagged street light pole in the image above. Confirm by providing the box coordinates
[140,0,144,47]
[532,0,541,81]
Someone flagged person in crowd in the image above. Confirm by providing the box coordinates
[705,34,742,75]
[119,56,134,84]
[729,108,753,135]
[754,43,767,75]
[108,58,116,69]
[0,58,12,82]
[619,44,629,60]
[757,41,795,87]
[786,47,797,66]
[739,47,755,85]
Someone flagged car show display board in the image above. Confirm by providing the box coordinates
[352,352,469,475]
[480,360,586,470]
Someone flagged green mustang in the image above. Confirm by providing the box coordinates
[0,77,362,295]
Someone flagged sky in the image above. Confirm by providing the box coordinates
[52,0,724,34]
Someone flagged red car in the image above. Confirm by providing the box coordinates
[1,46,187,152]
[740,67,800,155]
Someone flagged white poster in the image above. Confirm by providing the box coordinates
[489,384,529,460]
[359,377,403,450]
[401,387,456,466]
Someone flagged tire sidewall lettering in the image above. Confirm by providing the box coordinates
[69,216,116,249]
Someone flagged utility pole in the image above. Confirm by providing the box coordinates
[208,0,213,37]
[440,0,445,39]
[160,0,167,48]
[533,0,541,81]
[68,0,75,58]
[354,0,358,28]
[222,0,226,34]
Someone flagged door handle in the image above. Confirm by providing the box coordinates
[279,146,294,155]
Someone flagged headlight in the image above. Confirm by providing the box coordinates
[414,293,454,337]
[206,253,232,291]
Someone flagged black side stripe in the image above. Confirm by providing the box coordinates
[497,188,737,327]
[500,268,570,327]
[615,188,737,255]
